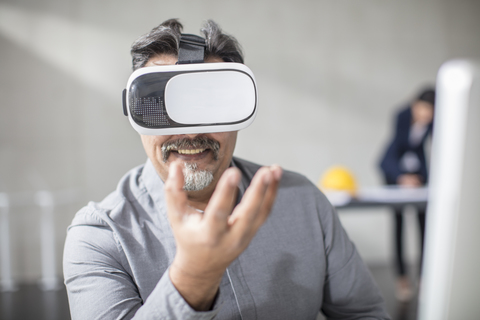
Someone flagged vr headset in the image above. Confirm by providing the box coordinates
[122,34,258,135]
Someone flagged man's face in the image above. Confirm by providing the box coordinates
[141,54,238,195]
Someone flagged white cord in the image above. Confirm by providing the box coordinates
[226,268,244,320]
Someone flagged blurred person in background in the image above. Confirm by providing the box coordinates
[379,88,435,301]
[63,19,390,319]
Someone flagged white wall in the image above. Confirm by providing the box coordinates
[0,0,479,282]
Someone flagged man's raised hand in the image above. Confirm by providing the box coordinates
[165,161,282,311]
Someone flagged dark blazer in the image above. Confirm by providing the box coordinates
[380,106,433,185]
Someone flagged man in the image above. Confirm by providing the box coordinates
[64,19,390,319]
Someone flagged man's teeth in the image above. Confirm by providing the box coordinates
[177,149,206,155]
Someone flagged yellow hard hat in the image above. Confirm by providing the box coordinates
[318,165,358,195]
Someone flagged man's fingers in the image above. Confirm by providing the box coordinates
[164,161,188,225]
[204,167,241,230]
[230,165,282,233]
[229,167,272,229]
[252,165,282,229]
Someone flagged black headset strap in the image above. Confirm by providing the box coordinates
[177,34,206,64]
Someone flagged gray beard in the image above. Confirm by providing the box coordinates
[183,162,214,191]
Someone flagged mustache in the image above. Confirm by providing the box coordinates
[161,136,220,162]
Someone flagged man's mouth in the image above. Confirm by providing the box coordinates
[161,136,220,162]
[168,147,211,162]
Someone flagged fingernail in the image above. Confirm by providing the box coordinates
[270,165,283,181]
[274,168,283,181]
[227,171,236,186]
[263,171,272,184]
[232,169,242,186]
[169,162,179,179]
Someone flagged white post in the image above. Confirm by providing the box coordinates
[35,190,60,291]
[0,192,17,292]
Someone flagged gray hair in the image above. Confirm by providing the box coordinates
[131,19,244,70]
